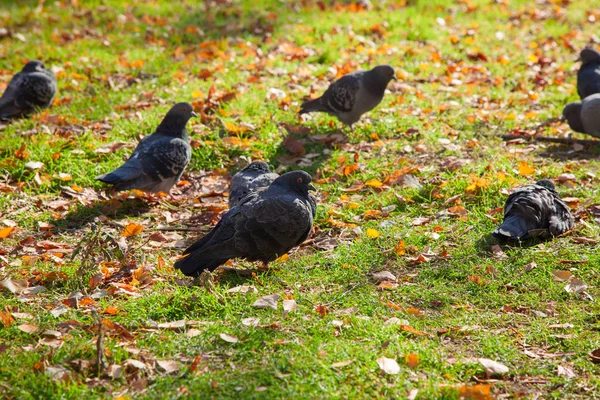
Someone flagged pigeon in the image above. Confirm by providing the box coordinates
[228,161,279,208]
[175,170,317,276]
[492,179,574,241]
[299,65,396,130]
[577,48,600,100]
[562,93,600,138]
[0,60,57,119]
[96,102,196,194]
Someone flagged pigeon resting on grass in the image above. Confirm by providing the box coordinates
[299,65,396,130]
[492,179,574,241]
[562,93,600,138]
[228,161,279,208]
[577,48,600,100]
[0,60,56,119]
[96,102,196,194]
[175,170,316,276]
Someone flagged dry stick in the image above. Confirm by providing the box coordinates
[92,309,106,377]
[500,134,600,147]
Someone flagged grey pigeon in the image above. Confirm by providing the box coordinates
[492,179,574,241]
[175,170,316,276]
[577,48,600,99]
[228,161,279,208]
[96,102,196,194]
[0,60,56,119]
[562,93,600,138]
[299,65,396,130]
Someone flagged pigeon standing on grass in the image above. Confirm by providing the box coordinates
[0,60,56,119]
[299,65,396,130]
[577,48,600,99]
[562,93,600,138]
[175,170,316,276]
[96,102,196,194]
[228,161,279,208]
[492,179,574,241]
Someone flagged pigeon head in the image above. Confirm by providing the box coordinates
[579,48,600,65]
[22,60,46,73]
[156,102,198,136]
[243,161,271,173]
[535,179,556,191]
[271,170,316,195]
[365,65,396,95]
[561,102,585,133]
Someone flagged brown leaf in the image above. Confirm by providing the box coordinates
[282,136,306,156]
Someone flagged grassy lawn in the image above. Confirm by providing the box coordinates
[1,0,599,398]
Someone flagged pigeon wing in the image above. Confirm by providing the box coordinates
[322,73,361,114]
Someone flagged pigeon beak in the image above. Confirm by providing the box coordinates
[392,75,397,81]
[559,115,566,122]
[191,111,199,118]
[308,183,316,191]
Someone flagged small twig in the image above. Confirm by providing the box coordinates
[92,309,106,377]
[500,134,600,146]
[154,227,205,232]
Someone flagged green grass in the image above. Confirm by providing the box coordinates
[1,0,599,398]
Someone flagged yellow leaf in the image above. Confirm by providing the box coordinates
[366,228,380,238]
[0,226,15,239]
[275,254,289,262]
[192,89,204,98]
[365,179,383,188]
[394,240,405,255]
[121,223,143,237]
[518,161,535,176]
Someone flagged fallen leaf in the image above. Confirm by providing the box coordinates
[518,161,535,176]
[552,270,573,282]
[226,285,258,294]
[332,360,354,368]
[372,271,396,282]
[0,278,28,293]
[0,226,15,239]
[252,294,279,310]
[186,329,202,338]
[241,317,260,327]
[404,353,420,368]
[458,384,492,400]
[157,360,180,374]
[282,299,297,318]
[366,228,380,238]
[18,324,39,334]
[121,223,143,237]
[219,333,239,343]
[377,356,400,375]
[478,358,509,376]
[565,278,587,294]
[557,365,576,379]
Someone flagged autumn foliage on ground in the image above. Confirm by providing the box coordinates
[0,0,599,399]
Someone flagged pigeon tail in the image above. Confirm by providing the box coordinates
[174,253,229,276]
[492,215,531,240]
[299,97,327,114]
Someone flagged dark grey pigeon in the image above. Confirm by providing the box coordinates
[562,93,600,138]
[577,48,600,99]
[175,170,316,276]
[0,60,56,119]
[228,161,279,208]
[96,102,196,194]
[492,179,574,241]
[299,65,396,130]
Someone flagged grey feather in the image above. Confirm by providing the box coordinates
[562,93,600,138]
[228,161,279,208]
[0,60,56,119]
[96,102,195,194]
[577,48,600,100]
[175,170,317,276]
[299,65,395,128]
[492,179,574,241]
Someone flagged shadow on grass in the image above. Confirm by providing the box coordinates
[537,144,600,161]
[475,233,553,256]
[50,198,150,232]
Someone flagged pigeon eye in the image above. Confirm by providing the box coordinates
[297,178,303,183]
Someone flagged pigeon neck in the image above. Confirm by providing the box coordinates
[363,72,390,96]
[156,118,189,138]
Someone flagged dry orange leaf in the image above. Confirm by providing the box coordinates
[394,240,406,256]
[400,325,426,336]
[343,164,359,176]
[365,179,384,188]
[518,161,535,176]
[458,384,492,400]
[0,311,15,327]
[121,223,143,237]
[104,306,119,316]
[315,304,328,317]
[0,226,15,239]
[404,353,420,368]
[406,307,422,316]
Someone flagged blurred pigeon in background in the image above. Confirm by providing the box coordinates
[562,93,600,138]
[492,179,574,241]
[577,48,600,99]
[96,102,196,194]
[228,161,279,208]
[0,60,56,119]
[299,65,396,130]
[175,170,316,276]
